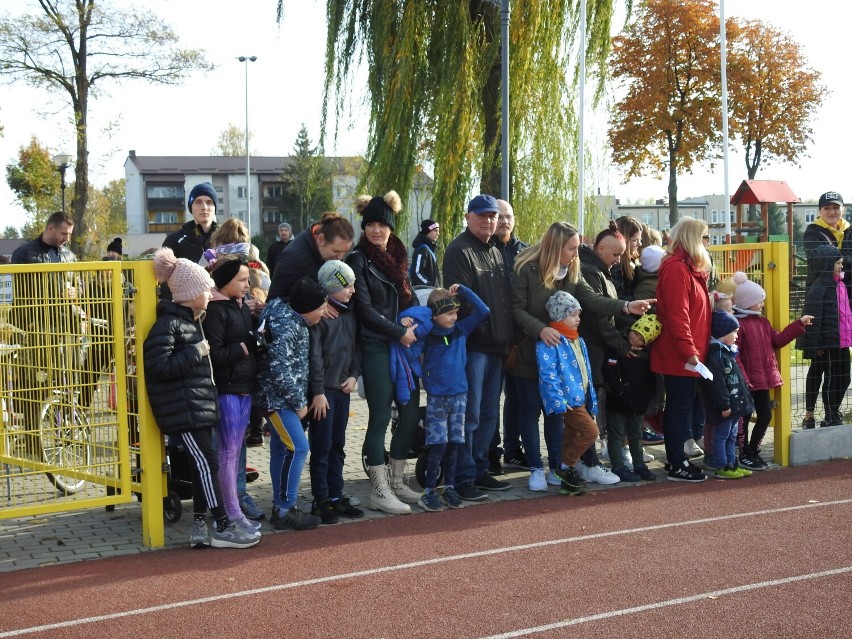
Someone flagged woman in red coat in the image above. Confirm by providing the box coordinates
[650,217,712,482]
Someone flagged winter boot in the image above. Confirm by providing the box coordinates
[389,457,422,504]
[367,465,411,514]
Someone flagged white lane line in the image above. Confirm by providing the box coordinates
[480,565,852,639]
[2,498,850,638]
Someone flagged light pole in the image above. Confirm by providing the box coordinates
[52,153,72,212]
[238,55,257,238]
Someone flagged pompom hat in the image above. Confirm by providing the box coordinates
[153,247,214,303]
[732,271,765,310]
[356,190,402,231]
[545,291,582,322]
[317,259,356,293]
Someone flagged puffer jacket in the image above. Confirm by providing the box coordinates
[537,335,598,416]
[143,300,218,435]
[650,248,711,377]
[346,247,413,344]
[254,297,310,412]
[442,228,513,354]
[202,291,258,395]
[796,245,852,356]
[700,339,755,425]
[267,226,326,301]
[735,312,805,391]
[510,259,623,381]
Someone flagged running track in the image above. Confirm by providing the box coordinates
[2,460,850,638]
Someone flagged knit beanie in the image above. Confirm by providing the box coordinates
[317,259,356,293]
[732,272,765,309]
[356,190,402,231]
[211,256,246,290]
[153,247,214,303]
[545,291,582,322]
[711,310,740,339]
[187,182,217,211]
[639,245,665,273]
[106,237,123,255]
[631,313,662,345]
[420,219,439,234]
[278,221,292,233]
[289,277,328,314]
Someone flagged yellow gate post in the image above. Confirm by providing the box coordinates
[766,242,792,466]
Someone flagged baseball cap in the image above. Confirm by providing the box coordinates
[467,194,499,215]
[819,191,843,208]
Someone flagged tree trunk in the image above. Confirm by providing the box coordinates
[71,14,90,257]
[668,153,679,228]
[477,0,501,196]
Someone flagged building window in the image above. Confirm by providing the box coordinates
[154,212,178,224]
[237,186,247,199]
[146,185,183,199]
[264,185,283,198]
[710,209,718,223]
[641,212,653,226]
[263,210,285,223]
[805,210,816,223]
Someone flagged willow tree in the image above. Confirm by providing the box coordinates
[278,0,624,242]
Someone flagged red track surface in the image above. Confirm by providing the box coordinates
[2,460,851,638]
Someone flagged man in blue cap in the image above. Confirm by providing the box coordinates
[441,194,514,500]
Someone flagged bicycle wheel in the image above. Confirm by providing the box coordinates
[39,393,93,495]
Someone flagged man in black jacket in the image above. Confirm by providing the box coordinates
[266,222,293,276]
[11,211,77,265]
[442,194,513,500]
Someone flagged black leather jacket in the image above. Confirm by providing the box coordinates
[11,236,77,264]
[346,248,412,344]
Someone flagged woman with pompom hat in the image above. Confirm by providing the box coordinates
[346,190,421,514]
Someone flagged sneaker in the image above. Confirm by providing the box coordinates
[503,450,529,470]
[246,433,265,447]
[623,447,634,471]
[311,500,340,525]
[632,464,657,481]
[554,466,585,490]
[440,486,463,509]
[738,454,766,471]
[696,437,705,450]
[801,417,816,430]
[190,519,210,549]
[715,466,743,480]
[343,492,362,507]
[613,466,642,482]
[272,506,321,531]
[559,482,586,496]
[329,496,365,519]
[239,494,265,520]
[684,438,704,458]
[456,483,488,502]
[641,426,665,445]
[211,521,261,548]
[546,470,562,486]
[418,491,445,512]
[528,468,548,492]
[488,458,504,476]
[642,449,655,463]
[577,462,621,485]
[245,466,259,483]
[474,473,511,491]
[731,464,752,478]
[667,460,707,483]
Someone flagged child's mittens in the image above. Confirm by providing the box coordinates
[196,339,210,356]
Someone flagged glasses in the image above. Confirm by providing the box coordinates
[702,235,710,240]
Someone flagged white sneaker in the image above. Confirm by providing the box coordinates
[684,438,704,458]
[696,437,705,450]
[643,449,655,463]
[528,468,548,492]
[622,446,633,471]
[578,462,621,485]
[546,470,562,486]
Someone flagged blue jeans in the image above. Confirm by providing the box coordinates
[514,375,562,470]
[268,409,309,512]
[663,375,698,467]
[308,389,350,502]
[713,416,739,468]
[455,351,503,485]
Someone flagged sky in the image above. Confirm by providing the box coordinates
[0,0,843,232]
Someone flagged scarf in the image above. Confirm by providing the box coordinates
[359,233,413,307]
[549,321,579,341]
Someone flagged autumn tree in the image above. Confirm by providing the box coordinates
[609,0,722,227]
[5,136,60,225]
[1,226,20,239]
[84,179,128,260]
[279,0,622,241]
[213,124,257,157]
[727,19,821,182]
[283,125,332,233]
[0,1,211,256]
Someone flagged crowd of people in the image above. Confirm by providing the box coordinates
[10,184,850,550]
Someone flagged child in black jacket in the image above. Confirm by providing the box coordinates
[701,312,755,480]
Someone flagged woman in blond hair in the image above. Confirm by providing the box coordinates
[650,216,712,483]
[510,222,653,492]
[346,190,420,515]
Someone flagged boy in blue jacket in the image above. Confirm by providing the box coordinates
[537,291,599,496]
[401,284,489,511]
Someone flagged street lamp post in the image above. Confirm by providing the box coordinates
[237,55,257,238]
[52,153,72,212]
